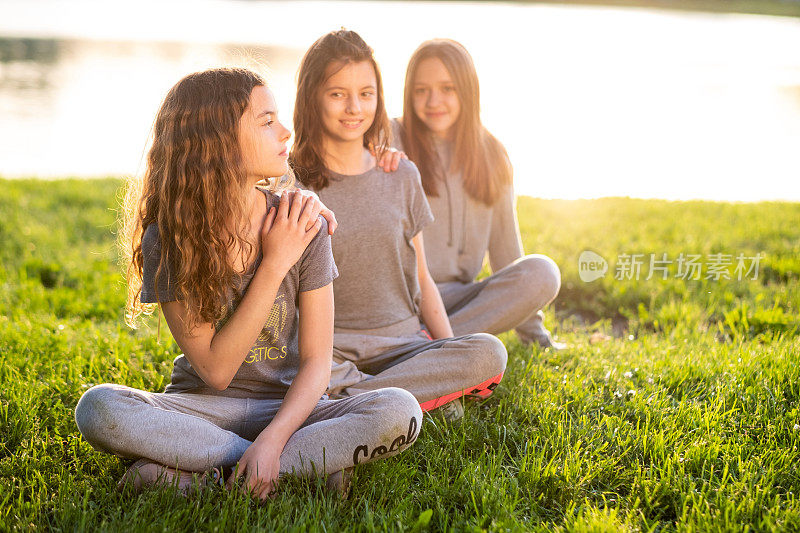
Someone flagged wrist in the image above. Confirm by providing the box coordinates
[254,425,291,449]
[255,259,289,282]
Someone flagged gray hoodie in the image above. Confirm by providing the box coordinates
[391,119,524,285]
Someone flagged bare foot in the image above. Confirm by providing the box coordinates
[118,459,196,494]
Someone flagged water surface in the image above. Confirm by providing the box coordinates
[2,0,799,201]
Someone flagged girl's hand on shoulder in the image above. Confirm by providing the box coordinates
[260,192,321,276]
[227,440,281,501]
[288,189,337,235]
[373,147,407,173]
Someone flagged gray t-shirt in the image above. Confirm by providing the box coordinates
[141,187,338,399]
[312,159,434,332]
[391,118,524,284]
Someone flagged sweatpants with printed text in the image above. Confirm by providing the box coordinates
[74,385,422,476]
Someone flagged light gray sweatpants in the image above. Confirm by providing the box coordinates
[437,254,562,344]
[328,316,508,412]
[74,384,422,476]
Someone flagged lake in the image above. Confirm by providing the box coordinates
[2,0,800,201]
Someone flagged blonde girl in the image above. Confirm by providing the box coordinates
[392,39,564,349]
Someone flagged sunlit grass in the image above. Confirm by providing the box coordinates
[528,0,800,18]
[1,178,799,531]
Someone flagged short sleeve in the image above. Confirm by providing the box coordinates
[298,217,339,292]
[404,160,434,240]
[390,118,405,151]
[140,224,177,303]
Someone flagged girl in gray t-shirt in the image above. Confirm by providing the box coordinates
[290,30,508,418]
[74,67,422,499]
[392,39,564,349]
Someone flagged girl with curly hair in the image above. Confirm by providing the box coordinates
[74,67,421,499]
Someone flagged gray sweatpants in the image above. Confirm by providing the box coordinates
[437,254,562,344]
[74,384,422,476]
[328,316,508,411]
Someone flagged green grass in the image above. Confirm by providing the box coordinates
[1,178,799,531]
[514,0,800,18]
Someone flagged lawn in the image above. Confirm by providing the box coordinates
[1,178,799,531]
[521,0,800,18]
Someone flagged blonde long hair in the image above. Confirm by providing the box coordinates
[120,67,290,330]
[399,39,512,206]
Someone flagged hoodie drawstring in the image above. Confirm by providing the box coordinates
[444,175,454,248]
[459,190,466,255]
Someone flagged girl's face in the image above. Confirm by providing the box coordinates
[239,86,291,180]
[412,57,460,140]
[319,60,378,144]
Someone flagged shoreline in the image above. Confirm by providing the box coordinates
[467,0,800,18]
[3,176,797,205]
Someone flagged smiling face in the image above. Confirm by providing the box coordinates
[412,57,461,140]
[318,60,378,145]
[238,86,291,181]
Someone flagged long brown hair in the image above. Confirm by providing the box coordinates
[121,67,284,330]
[291,29,391,190]
[399,39,512,206]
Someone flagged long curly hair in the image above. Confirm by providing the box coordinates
[399,39,512,206]
[120,67,289,330]
[290,29,391,190]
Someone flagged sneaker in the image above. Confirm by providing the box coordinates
[432,398,464,421]
[520,311,567,350]
[325,467,353,499]
[532,332,567,351]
